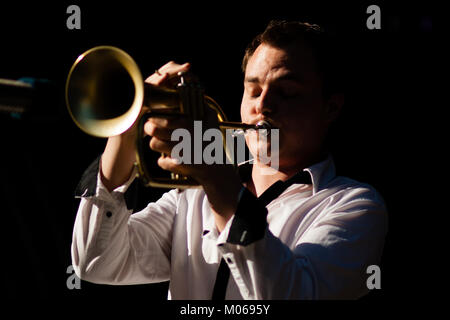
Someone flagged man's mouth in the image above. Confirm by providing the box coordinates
[248,117,277,129]
[244,119,278,138]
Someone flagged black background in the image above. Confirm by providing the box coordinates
[0,0,433,311]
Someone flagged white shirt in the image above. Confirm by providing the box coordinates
[71,156,388,299]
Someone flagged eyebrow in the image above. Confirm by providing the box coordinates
[244,76,260,85]
[244,72,303,84]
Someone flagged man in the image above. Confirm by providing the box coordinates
[72,20,388,299]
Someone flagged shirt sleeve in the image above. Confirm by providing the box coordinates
[71,158,179,285]
[216,186,388,299]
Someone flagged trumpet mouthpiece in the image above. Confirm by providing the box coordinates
[254,120,272,130]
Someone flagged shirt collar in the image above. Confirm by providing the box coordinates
[303,154,336,194]
[238,154,336,195]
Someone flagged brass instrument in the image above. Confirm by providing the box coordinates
[66,46,269,188]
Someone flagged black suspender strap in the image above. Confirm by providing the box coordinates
[211,170,312,300]
[211,258,231,300]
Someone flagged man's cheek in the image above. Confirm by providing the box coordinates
[246,134,260,156]
[240,106,251,122]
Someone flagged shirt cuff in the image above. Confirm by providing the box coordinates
[74,155,101,198]
[96,165,138,203]
[74,155,138,208]
[225,187,268,246]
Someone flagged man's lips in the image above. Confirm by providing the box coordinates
[248,118,278,130]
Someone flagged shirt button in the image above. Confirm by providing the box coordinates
[106,211,112,218]
[226,257,233,264]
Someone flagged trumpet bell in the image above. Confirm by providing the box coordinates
[65,46,144,137]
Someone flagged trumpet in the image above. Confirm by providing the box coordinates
[66,46,270,188]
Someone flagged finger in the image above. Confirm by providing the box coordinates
[149,136,177,154]
[144,120,173,140]
[145,71,169,86]
[159,61,190,77]
[145,62,190,85]
[157,155,185,173]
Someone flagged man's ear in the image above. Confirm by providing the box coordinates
[324,93,344,124]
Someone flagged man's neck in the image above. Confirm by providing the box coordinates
[247,160,301,197]
[247,152,327,197]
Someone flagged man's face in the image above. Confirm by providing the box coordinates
[241,43,333,169]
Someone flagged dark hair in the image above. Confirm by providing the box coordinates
[242,20,342,97]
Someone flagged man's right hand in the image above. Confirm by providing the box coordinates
[100,61,191,192]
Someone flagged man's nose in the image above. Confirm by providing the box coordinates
[255,88,275,115]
